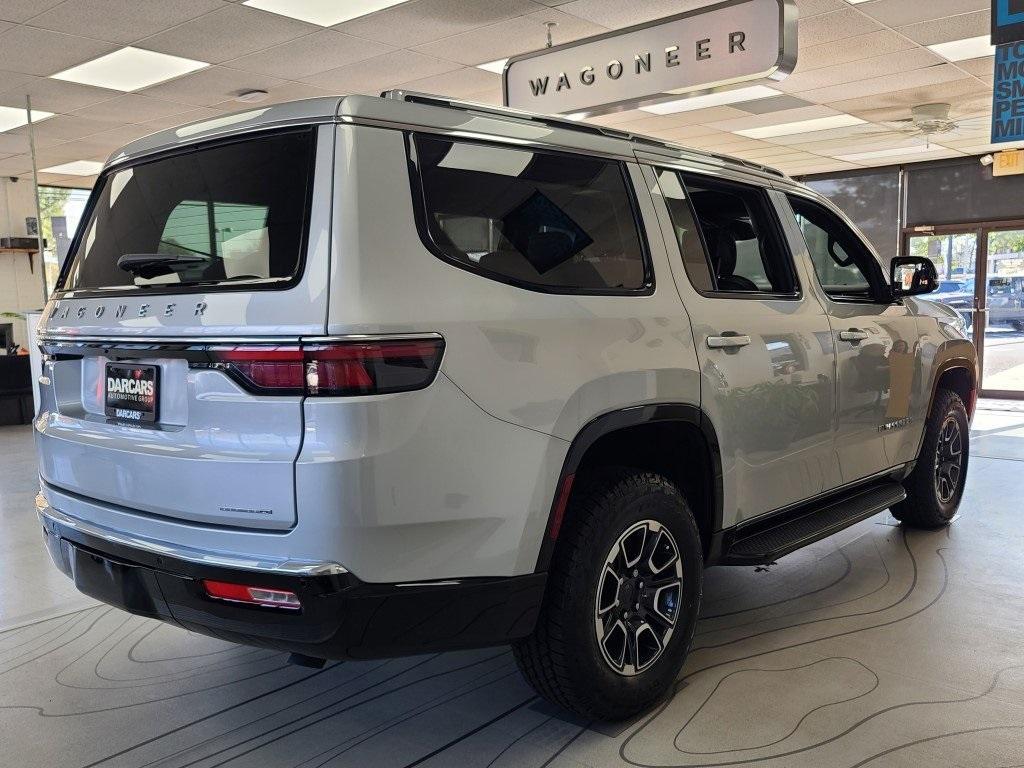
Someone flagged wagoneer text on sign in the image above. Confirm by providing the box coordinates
[503,0,796,116]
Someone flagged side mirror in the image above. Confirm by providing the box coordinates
[890,256,938,298]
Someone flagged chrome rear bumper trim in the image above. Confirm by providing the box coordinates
[35,492,348,577]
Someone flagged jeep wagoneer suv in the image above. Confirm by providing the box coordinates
[34,92,977,720]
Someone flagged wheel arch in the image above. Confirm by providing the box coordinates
[534,404,723,572]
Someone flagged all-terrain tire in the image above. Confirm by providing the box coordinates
[891,389,969,528]
[512,469,703,720]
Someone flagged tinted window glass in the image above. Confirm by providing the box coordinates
[802,168,899,257]
[411,134,647,292]
[682,176,795,294]
[788,195,883,300]
[655,169,714,292]
[60,130,315,292]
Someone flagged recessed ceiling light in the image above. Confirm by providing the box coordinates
[835,144,943,163]
[51,47,208,92]
[41,160,104,176]
[243,0,406,26]
[927,35,996,62]
[735,114,866,139]
[476,58,508,75]
[0,106,54,133]
[640,85,782,115]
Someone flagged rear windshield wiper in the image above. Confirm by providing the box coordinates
[117,253,210,279]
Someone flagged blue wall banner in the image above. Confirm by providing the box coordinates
[992,42,1024,143]
[993,0,1024,46]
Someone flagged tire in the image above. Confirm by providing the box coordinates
[513,469,703,720]
[891,389,969,528]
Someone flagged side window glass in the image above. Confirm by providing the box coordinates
[681,175,796,295]
[411,134,649,292]
[655,169,713,292]
[787,195,881,300]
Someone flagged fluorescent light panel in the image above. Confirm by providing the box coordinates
[736,114,865,139]
[835,144,942,163]
[927,35,996,62]
[0,106,54,133]
[41,160,104,176]
[476,58,508,74]
[244,0,406,26]
[640,86,782,115]
[51,47,208,92]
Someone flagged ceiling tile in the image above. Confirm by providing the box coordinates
[134,106,225,131]
[393,66,501,99]
[706,104,842,132]
[0,133,30,154]
[72,93,196,123]
[795,63,967,103]
[778,49,945,94]
[555,0,711,29]
[795,29,916,72]
[28,0,226,44]
[0,154,32,174]
[793,0,847,18]
[856,0,987,28]
[898,9,989,46]
[411,8,606,66]
[0,76,121,112]
[735,95,814,114]
[0,0,64,23]
[611,105,750,133]
[303,50,462,93]
[335,0,544,48]
[0,69,33,93]
[827,78,991,118]
[797,8,882,48]
[8,114,123,144]
[137,3,318,63]
[956,56,995,78]
[0,26,116,76]
[138,65,288,105]
[224,30,394,79]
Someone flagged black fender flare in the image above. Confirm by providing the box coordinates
[533,403,723,572]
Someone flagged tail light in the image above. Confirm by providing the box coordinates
[196,337,444,396]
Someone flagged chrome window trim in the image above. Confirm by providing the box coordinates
[35,492,349,577]
[38,332,444,346]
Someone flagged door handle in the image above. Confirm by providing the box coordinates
[839,328,869,342]
[707,333,751,350]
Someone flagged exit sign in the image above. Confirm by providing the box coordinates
[993,148,1024,175]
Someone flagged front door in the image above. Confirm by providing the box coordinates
[783,193,924,482]
[643,164,840,528]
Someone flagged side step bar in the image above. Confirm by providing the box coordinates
[719,481,906,565]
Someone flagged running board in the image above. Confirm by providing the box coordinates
[719,481,907,565]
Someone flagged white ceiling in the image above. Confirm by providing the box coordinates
[0,0,1018,188]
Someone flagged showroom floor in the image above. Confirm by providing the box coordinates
[3,407,1024,768]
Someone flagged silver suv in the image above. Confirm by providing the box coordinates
[34,93,977,720]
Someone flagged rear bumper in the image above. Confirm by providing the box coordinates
[37,497,544,660]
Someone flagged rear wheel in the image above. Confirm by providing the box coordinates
[891,389,969,528]
[513,470,702,720]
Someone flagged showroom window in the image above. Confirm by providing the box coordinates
[787,195,886,302]
[658,170,797,296]
[59,129,315,293]
[409,134,650,293]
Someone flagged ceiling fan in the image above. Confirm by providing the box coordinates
[878,103,989,145]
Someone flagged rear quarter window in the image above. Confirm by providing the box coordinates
[408,134,651,294]
[59,128,316,294]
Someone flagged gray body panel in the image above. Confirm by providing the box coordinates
[33,93,976,585]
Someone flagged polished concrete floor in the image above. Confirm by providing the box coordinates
[2,406,1024,767]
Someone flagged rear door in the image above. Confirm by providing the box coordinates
[643,164,840,527]
[35,125,333,530]
[778,192,924,481]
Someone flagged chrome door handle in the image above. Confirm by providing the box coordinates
[839,329,869,342]
[707,334,751,349]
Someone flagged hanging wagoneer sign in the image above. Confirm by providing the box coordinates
[503,0,797,116]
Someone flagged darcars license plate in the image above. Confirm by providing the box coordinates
[104,363,159,422]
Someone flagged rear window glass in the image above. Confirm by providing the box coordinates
[410,134,649,293]
[59,129,315,293]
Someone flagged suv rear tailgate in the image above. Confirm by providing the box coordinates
[35,125,333,530]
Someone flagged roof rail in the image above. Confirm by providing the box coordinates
[380,90,787,180]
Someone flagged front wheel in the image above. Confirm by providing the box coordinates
[513,470,703,720]
[891,389,969,528]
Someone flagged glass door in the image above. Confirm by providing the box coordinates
[906,229,980,338]
[980,228,1024,397]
